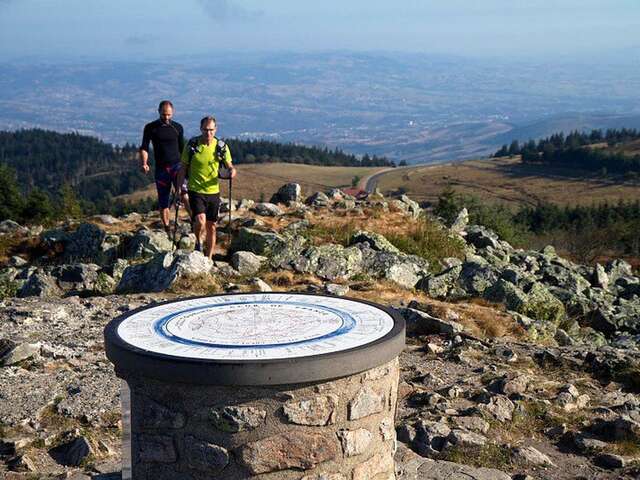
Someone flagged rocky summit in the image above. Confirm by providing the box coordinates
[0,186,639,479]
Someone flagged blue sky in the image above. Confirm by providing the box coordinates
[0,0,638,60]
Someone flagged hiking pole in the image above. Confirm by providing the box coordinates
[228,176,233,237]
[171,187,180,250]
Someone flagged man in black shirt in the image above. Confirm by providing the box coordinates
[139,100,190,234]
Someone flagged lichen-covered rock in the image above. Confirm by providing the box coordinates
[483,279,528,311]
[458,262,499,296]
[123,228,173,259]
[520,282,566,325]
[294,244,363,281]
[231,251,267,276]
[252,202,284,217]
[350,230,401,254]
[465,225,501,249]
[117,251,213,293]
[418,265,462,299]
[230,227,287,257]
[358,245,429,289]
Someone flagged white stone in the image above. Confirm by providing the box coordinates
[338,428,373,457]
[348,387,386,420]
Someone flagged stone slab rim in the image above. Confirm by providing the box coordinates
[104,292,405,385]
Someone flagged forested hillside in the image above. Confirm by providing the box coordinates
[494,128,640,174]
[0,129,393,223]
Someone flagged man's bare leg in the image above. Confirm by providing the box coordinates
[181,193,192,219]
[160,207,170,228]
[205,221,216,260]
[193,213,206,251]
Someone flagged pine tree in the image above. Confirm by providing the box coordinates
[58,183,83,219]
[0,163,24,221]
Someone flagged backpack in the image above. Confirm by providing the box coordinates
[187,137,231,178]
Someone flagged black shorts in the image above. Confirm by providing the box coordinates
[189,191,221,222]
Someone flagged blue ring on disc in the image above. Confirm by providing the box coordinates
[152,300,356,349]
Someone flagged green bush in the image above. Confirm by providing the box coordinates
[385,218,465,272]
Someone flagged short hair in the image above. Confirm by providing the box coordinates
[158,100,174,112]
[200,116,217,129]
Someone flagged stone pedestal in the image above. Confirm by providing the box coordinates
[104,293,404,480]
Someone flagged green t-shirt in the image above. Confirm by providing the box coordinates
[181,137,233,194]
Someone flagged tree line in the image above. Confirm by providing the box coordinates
[226,138,394,167]
[493,128,640,175]
[0,129,394,224]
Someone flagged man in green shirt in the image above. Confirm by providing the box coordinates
[178,116,237,259]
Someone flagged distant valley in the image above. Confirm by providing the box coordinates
[1,52,639,164]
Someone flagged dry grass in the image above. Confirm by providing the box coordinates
[117,163,385,203]
[447,299,525,339]
[438,443,513,470]
[376,156,640,207]
[167,274,222,295]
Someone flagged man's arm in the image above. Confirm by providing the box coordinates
[177,123,185,155]
[139,124,152,173]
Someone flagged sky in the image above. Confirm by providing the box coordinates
[0,0,638,61]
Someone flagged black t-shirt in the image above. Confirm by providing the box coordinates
[140,119,185,172]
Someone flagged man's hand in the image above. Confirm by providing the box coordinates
[139,149,150,173]
[230,166,237,179]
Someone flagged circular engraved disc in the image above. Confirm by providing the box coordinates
[104,293,405,385]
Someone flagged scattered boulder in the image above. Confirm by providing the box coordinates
[48,435,94,467]
[117,251,213,293]
[231,251,267,276]
[0,219,28,234]
[230,228,287,257]
[350,230,400,254]
[18,271,61,298]
[306,191,331,207]
[252,202,284,217]
[270,183,301,204]
[450,208,469,233]
[398,307,464,336]
[513,446,555,467]
[0,339,41,366]
[123,228,172,259]
[465,225,501,249]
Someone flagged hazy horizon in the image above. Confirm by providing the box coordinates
[1,0,639,61]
